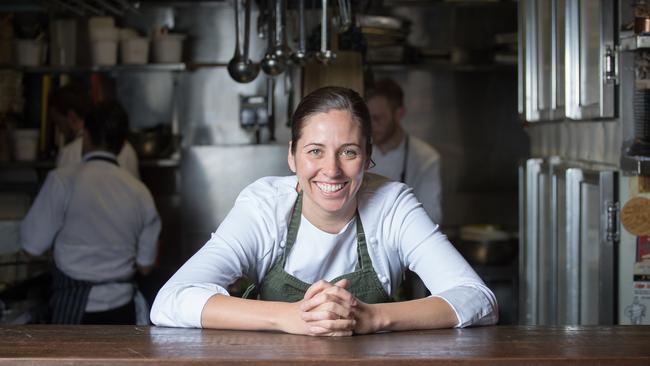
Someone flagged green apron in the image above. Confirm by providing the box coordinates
[255,192,392,304]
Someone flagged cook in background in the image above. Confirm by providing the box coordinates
[49,83,140,179]
[20,101,160,325]
[151,86,497,335]
[366,78,442,224]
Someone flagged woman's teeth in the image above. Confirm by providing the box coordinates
[316,182,345,193]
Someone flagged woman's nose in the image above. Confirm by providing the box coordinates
[321,153,342,176]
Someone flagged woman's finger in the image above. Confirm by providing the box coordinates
[307,319,356,335]
[301,302,354,322]
[301,291,341,312]
[303,280,334,301]
[301,286,356,312]
[303,278,349,301]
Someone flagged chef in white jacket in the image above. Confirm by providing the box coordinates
[21,101,160,325]
[151,87,497,336]
[49,83,140,179]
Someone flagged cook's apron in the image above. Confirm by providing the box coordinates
[252,192,392,304]
[49,154,142,324]
[49,268,134,324]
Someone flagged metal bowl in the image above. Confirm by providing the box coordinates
[454,225,518,266]
[455,238,518,266]
[129,126,180,159]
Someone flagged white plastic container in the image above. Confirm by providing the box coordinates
[12,129,39,161]
[89,26,118,42]
[14,39,43,66]
[50,19,77,66]
[152,34,185,63]
[91,40,118,66]
[121,37,149,64]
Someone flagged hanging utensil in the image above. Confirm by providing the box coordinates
[290,0,308,65]
[228,0,260,83]
[267,77,276,142]
[316,0,335,65]
[337,0,351,32]
[261,0,286,76]
[272,0,291,63]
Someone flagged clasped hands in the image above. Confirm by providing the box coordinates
[295,278,376,337]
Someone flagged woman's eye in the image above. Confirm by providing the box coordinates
[308,149,322,157]
[340,149,358,158]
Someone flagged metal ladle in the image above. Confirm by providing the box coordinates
[290,0,308,65]
[261,0,286,76]
[272,0,291,63]
[316,0,335,65]
[227,0,259,83]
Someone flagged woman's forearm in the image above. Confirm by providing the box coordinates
[358,297,459,334]
[201,294,298,332]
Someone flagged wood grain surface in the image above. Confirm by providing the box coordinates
[0,325,649,365]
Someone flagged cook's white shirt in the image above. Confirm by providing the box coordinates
[370,135,442,224]
[57,136,141,180]
[21,151,160,311]
[150,174,497,328]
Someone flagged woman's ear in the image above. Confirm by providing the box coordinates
[287,142,296,173]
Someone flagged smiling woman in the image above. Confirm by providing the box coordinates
[150,86,498,336]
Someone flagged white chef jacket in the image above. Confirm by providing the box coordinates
[370,135,442,224]
[57,136,141,180]
[150,174,497,329]
[21,151,160,312]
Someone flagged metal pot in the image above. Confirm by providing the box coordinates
[129,125,180,159]
[454,225,518,266]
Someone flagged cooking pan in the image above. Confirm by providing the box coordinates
[129,124,181,159]
[454,225,518,266]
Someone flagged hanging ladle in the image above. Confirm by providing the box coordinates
[272,0,291,63]
[228,0,259,83]
[261,0,286,76]
[290,0,308,65]
[316,0,335,65]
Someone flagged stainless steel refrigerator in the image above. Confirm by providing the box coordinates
[520,158,619,325]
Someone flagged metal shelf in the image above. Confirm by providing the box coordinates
[369,61,516,72]
[1,63,186,74]
[620,33,650,51]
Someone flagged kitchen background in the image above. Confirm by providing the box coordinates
[0,0,645,327]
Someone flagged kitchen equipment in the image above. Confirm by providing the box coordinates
[271,0,291,65]
[11,129,38,161]
[316,0,335,65]
[290,0,309,65]
[129,125,180,159]
[521,158,619,326]
[14,39,43,67]
[227,0,260,83]
[303,14,363,96]
[152,34,185,63]
[120,37,149,65]
[49,18,77,67]
[91,41,118,66]
[261,0,286,76]
[457,225,517,266]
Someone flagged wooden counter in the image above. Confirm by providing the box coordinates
[0,325,649,365]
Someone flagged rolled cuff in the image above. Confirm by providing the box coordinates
[150,283,229,328]
[431,285,498,328]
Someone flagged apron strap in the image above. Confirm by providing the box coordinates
[280,191,303,266]
[355,213,373,271]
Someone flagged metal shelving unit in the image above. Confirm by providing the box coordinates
[620,32,650,51]
[1,63,186,74]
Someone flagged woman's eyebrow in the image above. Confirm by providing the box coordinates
[302,143,325,149]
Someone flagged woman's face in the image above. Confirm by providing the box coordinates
[288,109,369,223]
